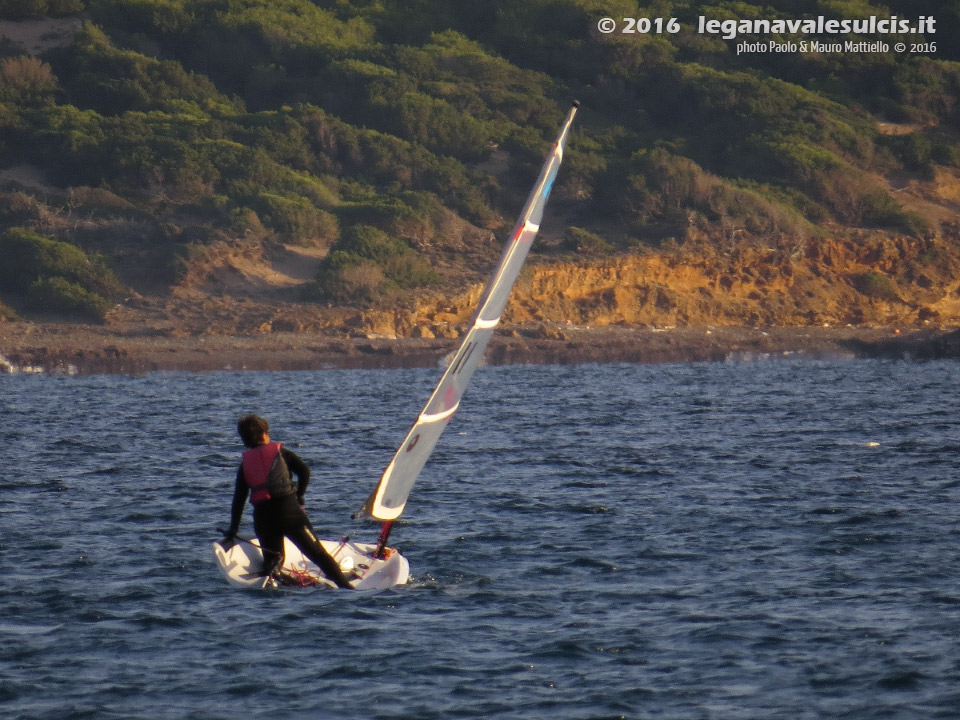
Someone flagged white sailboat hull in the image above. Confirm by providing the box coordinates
[213,535,410,590]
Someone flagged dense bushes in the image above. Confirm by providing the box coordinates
[244,192,338,245]
[5,1,952,248]
[313,225,439,303]
[890,58,960,126]
[50,24,239,116]
[599,148,812,242]
[0,56,58,105]
[0,228,122,294]
[1,0,959,320]
[0,228,123,320]
[27,276,112,320]
[0,0,86,19]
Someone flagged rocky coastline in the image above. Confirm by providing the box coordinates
[1,322,958,376]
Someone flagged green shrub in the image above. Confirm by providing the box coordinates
[381,251,440,288]
[891,58,960,125]
[248,191,338,244]
[856,191,930,235]
[53,24,237,116]
[606,149,808,239]
[314,224,438,303]
[332,224,410,264]
[0,0,86,20]
[27,276,112,322]
[0,56,58,105]
[882,133,934,172]
[0,227,124,297]
[852,271,900,301]
[66,186,135,212]
[897,210,931,237]
[370,90,496,161]
[562,226,612,254]
[317,261,386,304]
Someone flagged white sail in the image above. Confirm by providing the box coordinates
[358,102,580,522]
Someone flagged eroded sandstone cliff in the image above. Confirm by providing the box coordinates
[360,225,960,339]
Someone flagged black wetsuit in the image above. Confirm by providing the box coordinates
[227,447,351,588]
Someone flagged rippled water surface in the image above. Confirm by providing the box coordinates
[2,359,960,719]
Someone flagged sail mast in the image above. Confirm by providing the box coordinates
[358,101,580,524]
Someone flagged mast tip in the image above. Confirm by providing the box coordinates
[572,100,581,108]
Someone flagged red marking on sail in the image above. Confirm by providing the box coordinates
[443,385,457,411]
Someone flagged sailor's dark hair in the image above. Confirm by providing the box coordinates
[237,414,269,448]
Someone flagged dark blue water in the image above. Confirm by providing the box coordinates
[2,358,959,719]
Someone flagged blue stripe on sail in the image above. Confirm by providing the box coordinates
[541,175,557,198]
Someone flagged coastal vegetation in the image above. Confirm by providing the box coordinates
[0,226,123,320]
[0,0,958,324]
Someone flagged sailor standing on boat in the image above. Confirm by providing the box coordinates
[224,414,353,589]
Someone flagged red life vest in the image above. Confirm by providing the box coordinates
[241,442,283,505]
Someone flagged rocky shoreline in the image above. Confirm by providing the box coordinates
[1,322,958,376]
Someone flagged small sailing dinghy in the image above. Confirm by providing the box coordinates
[213,534,409,589]
[214,102,579,589]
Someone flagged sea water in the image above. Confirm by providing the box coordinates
[1,359,959,719]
